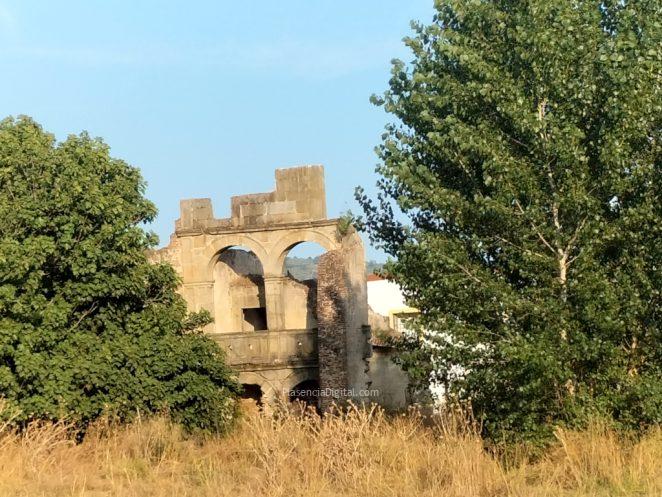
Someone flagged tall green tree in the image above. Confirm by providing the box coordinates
[0,116,239,432]
[357,0,661,443]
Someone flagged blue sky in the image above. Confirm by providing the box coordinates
[1,1,434,261]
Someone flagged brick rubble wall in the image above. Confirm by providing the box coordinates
[316,249,349,411]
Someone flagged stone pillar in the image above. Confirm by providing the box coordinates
[315,233,372,411]
[316,250,349,411]
[264,276,286,330]
[340,232,371,395]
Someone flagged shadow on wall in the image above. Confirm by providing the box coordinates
[214,247,266,333]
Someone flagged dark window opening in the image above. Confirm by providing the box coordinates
[243,307,267,331]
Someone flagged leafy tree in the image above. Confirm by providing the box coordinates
[357,0,660,443]
[0,116,239,433]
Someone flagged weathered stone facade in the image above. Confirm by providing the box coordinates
[316,251,349,410]
[151,165,372,407]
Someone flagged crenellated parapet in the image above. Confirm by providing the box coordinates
[176,165,327,233]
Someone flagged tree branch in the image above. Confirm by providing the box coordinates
[514,199,556,255]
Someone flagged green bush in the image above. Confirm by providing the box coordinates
[0,116,239,433]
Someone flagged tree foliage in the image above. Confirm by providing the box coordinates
[357,0,661,443]
[0,116,239,432]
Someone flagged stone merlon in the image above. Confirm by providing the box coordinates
[176,165,327,232]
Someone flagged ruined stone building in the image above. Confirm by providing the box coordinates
[151,165,404,408]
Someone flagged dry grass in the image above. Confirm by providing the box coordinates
[0,403,659,497]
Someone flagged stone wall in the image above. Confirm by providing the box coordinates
[316,250,349,410]
[316,236,371,410]
[368,348,410,410]
[340,232,371,395]
[281,277,317,330]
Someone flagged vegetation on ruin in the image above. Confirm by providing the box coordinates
[0,403,660,497]
[357,0,661,444]
[0,116,239,433]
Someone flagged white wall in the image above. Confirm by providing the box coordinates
[366,278,413,410]
[367,279,408,316]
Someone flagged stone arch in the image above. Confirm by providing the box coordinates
[282,368,319,394]
[286,371,321,410]
[266,229,339,277]
[238,371,277,403]
[205,235,268,279]
[207,237,269,333]
[289,379,320,408]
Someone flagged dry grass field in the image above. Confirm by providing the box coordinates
[0,403,659,497]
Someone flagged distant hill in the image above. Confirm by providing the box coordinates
[284,256,383,281]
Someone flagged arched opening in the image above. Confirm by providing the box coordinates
[289,379,320,411]
[281,242,328,330]
[240,383,263,409]
[283,242,327,280]
[213,246,266,333]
